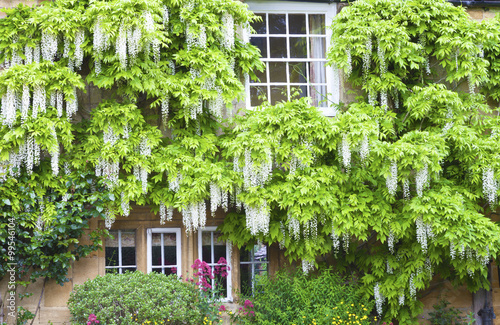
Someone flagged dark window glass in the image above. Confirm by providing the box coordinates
[250,37,267,58]
[309,14,326,35]
[271,86,287,104]
[269,62,287,83]
[269,14,286,34]
[250,86,268,106]
[251,13,266,34]
[290,37,307,58]
[269,37,287,58]
[289,14,306,34]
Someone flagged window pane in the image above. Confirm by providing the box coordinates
[202,232,212,263]
[214,245,227,264]
[309,61,326,83]
[269,62,287,83]
[290,37,307,59]
[269,14,286,34]
[164,245,177,266]
[122,267,136,273]
[122,247,136,266]
[240,264,252,296]
[250,86,267,106]
[310,85,327,107]
[254,245,268,262]
[290,85,308,100]
[289,62,307,83]
[309,14,326,35]
[240,246,253,262]
[288,14,306,34]
[310,37,326,59]
[105,247,118,267]
[271,86,287,105]
[164,267,176,276]
[251,13,266,34]
[252,62,267,83]
[250,37,267,58]
[152,233,162,266]
[269,37,287,58]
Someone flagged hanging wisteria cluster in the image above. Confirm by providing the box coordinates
[301,259,314,275]
[415,216,434,254]
[359,135,370,164]
[3,135,41,177]
[104,208,115,229]
[339,134,351,172]
[50,125,60,176]
[374,283,384,316]
[210,182,229,217]
[221,13,235,49]
[388,228,396,254]
[240,149,273,189]
[386,160,398,196]
[482,168,498,208]
[182,201,206,234]
[159,201,173,225]
[121,192,130,217]
[415,164,429,197]
[244,200,269,236]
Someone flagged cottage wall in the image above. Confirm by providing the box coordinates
[1,1,499,324]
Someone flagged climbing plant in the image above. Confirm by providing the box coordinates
[0,0,262,289]
[218,0,500,323]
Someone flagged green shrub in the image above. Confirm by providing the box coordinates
[246,268,375,325]
[67,271,202,325]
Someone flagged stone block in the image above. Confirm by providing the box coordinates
[72,257,100,286]
[38,307,71,325]
[44,279,73,307]
[484,11,498,20]
[467,9,484,21]
[11,0,36,7]
[0,0,11,8]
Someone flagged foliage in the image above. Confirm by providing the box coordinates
[218,0,500,323]
[428,299,465,325]
[238,269,374,325]
[68,272,202,325]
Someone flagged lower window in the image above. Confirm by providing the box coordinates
[105,230,137,274]
[147,228,182,276]
[198,227,232,301]
[240,244,269,296]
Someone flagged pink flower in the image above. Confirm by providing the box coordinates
[218,305,227,312]
[244,300,254,308]
[87,322,91,325]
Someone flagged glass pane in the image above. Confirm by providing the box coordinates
[251,13,266,34]
[213,232,225,245]
[289,62,307,83]
[289,14,306,34]
[269,62,287,83]
[105,230,118,247]
[121,231,135,247]
[214,245,226,264]
[250,37,267,58]
[309,14,326,35]
[271,86,287,105]
[164,267,176,276]
[105,247,118,266]
[122,267,136,273]
[214,273,228,295]
[269,14,286,34]
[239,246,253,262]
[310,85,327,107]
[309,61,326,84]
[254,245,268,262]
[152,245,162,266]
[251,62,267,83]
[240,264,252,296]
[290,85,308,100]
[152,268,162,274]
[250,86,268,106]
[105,268,119,274]
[202,245,212,264]
[310,37,326,59]
[164,246,177,266]
[290,37,307,59]
[122,247,136,266]
[269,37,287,58]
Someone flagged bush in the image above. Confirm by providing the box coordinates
[246,268,375,325]
[68,272,202,325]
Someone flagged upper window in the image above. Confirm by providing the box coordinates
[105,230,137,274]
[247,1,338,116]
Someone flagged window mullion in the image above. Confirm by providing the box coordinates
[118,230,122,274]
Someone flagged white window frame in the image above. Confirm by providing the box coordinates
[105,229,137,274]
[198,226,233,302]
[246,0,339,116]
[147,228,182,277]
